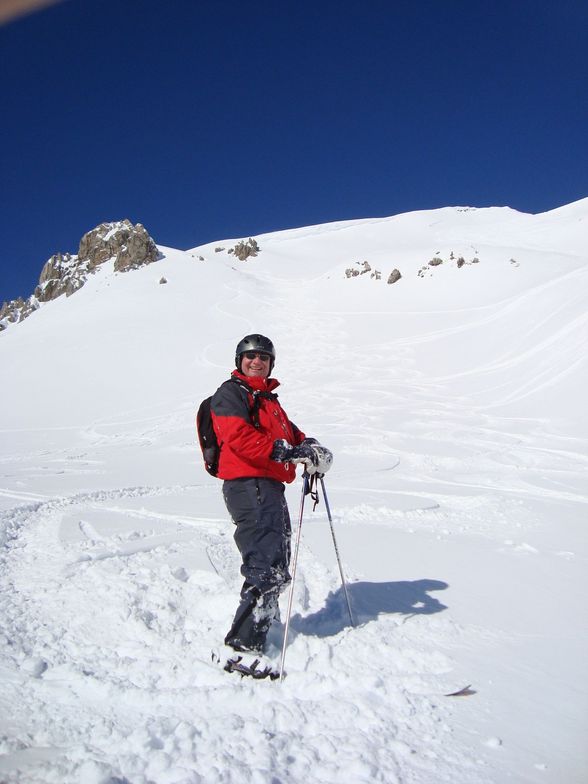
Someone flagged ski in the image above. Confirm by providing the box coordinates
[224,655,280,681]
[444,684,476,697]
[211,649,281,681]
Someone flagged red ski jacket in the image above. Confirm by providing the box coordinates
[210,370,305,482]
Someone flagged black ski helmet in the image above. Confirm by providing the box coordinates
[235,334,276,372]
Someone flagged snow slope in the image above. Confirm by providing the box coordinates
[1,201,587,783]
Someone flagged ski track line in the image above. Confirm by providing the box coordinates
[68,530,203,569]
[68,508,233,571]
[0,488,51,503]
[84,502,227,530]
[0,485,197,546]
[433,308,587,383]
[403,473,588,506]
[0,482,234,579]
[479,354,586,409]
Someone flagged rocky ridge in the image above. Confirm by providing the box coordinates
[1,220,160,331]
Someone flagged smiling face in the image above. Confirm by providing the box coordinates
[240,351,271,378]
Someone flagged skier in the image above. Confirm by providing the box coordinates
[210,334,332,677]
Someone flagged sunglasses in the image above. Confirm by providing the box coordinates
[243,351,271,361]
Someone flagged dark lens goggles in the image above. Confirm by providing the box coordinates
[243,351,271,361]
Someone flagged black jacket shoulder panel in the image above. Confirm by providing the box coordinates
[211,378,250,421]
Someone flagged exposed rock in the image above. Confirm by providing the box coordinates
[39,251,72,285]
[35,252,87,302]
[232,238,260,261]
[471,257,480,264]
[387,269,402,285]
[159,277,168,285]
[457,256,466,268]
[370,270,381,280]
[2,219,160,332]
[0,295,39,330]
[345,260,372,278]
[214,247,225,253]
[428,257,444,266]
[0,298,20,324]
[21,297,40,319]
[77,219,159,273]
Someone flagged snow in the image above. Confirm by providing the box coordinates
[1,201,587,783]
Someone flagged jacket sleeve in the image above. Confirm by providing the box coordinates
[211,381,276,468]
[290,421,306,446]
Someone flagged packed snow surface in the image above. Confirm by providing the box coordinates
[1,201,587,783]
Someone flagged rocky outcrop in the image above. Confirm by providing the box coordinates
[418,253,483,277]
[0,296,39,330]
[78,219,159,272]
[1,219,160,331]
[35,252,88,302]
[230,238,260,261]
[346,260,398,284]
[345,261,372,277]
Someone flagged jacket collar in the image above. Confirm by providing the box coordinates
[232,369,280,392]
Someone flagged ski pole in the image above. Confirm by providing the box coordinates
[319,476,355,627]
[279,471,309,681]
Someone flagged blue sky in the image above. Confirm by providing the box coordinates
[1,0,586,303]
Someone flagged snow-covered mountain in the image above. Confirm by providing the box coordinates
[1,201,587,783]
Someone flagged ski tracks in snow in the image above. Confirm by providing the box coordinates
[0,483,487,784]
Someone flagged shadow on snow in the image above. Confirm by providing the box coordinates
[289,579,449,638]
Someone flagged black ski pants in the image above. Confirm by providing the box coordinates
[222,477,292,652]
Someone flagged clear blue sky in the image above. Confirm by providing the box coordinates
[1,0,586,303]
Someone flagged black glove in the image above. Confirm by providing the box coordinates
[271,438,333,475]
[270,439,293,462]
[299,438,333,474]
[289,443,320,471]
[270,438,317,468]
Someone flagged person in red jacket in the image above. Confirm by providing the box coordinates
[211,333,332,672]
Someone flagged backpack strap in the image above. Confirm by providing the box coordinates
[228,376,278,429]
